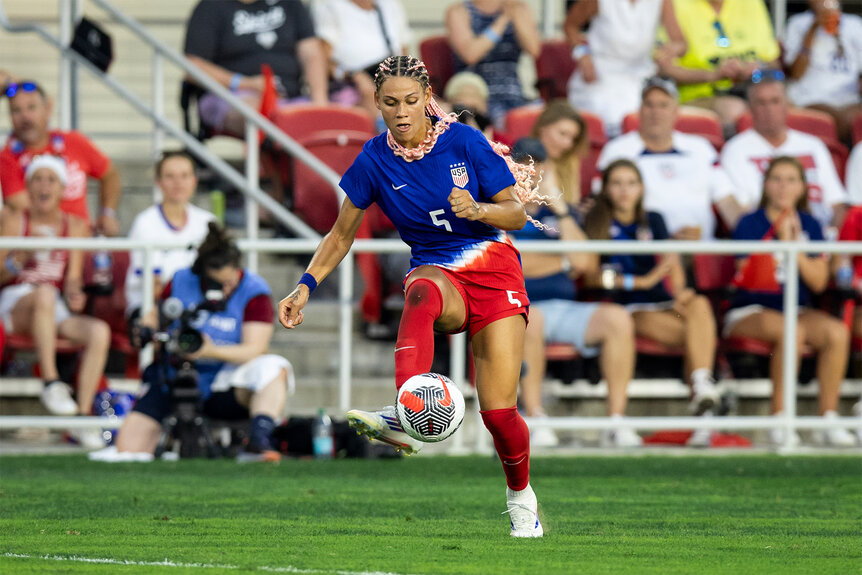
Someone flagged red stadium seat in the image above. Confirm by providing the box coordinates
[545,343,580,362]
[504,104,542,142]
[83,250,139,378]
[736,108,838,141]
[621,109,725,150]
[273,105,374,142]
[822,137,850,185]
[535,40,576,102]
[419,36,456,97]
[853,114,862,145]
[292,130,374,234]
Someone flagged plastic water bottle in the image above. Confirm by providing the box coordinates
[311,408,334,459]
[836,259,854,290]
[91,234,114,295]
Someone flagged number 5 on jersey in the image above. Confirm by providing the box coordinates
[430,209,452,232]
[507,290,522,308]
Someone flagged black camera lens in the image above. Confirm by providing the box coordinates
[177,328,204,354]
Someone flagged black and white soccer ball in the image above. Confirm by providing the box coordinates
[396,373,465,442]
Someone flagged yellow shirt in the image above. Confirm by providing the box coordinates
[672,0,780,102]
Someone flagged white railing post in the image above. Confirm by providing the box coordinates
[541,0,555,38]
[772,0,787,41]
[152,51,164,161]
[339,251,355,413]
[58,0,74,131]
[449,331,468,453]
[244,123,260,274]
[780,244,800,451]
[139,245,155,368]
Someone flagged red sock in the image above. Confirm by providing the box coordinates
[481,407,530,491]
[395,279,443,389]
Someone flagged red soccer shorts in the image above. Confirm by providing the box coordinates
[405,240,529,337]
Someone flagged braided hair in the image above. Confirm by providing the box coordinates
[192,222,242,276]
[374,56,548,219]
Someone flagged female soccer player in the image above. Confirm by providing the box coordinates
[278,55,543,537]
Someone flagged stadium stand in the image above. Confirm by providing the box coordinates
[621,109,725,151]
[419,35,455,98]
[534,39,575,102]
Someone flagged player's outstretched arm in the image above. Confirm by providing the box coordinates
[448,186,526,231]
[278,197,365,329]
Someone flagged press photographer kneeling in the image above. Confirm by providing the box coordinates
[115,223,293,462]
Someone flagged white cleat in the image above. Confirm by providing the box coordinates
[768,426,801,448]
[41,381,78,416]
[505,484,543,538]
[346,405,422,455]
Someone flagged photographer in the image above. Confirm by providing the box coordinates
[115,223,294,462]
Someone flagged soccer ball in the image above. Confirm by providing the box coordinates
[396,373,465,442]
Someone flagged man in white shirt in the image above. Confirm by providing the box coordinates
[125,152,216,317]
[721,71,849,232]
[784,0,862,144]
[847,142,862,205]
[597,76,743,239]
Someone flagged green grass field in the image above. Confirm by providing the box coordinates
[0,454,860,575]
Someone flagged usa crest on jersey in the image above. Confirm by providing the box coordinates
[450,162,469,188]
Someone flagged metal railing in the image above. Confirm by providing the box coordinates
[0,0,335,271]
[0,237,860,453]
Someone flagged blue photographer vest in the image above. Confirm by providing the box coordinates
[170,268,271,398]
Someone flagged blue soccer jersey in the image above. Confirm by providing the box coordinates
[340,122,517,272]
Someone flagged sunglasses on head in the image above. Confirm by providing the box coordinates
[4,82,39,98]
[750,69,786,84]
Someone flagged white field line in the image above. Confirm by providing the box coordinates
[2,553,413,575]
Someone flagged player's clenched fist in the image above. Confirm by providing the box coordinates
[448,187,485,221]
[278,285,308,329]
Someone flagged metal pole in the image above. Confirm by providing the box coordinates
[70,0,82,130]
[339,251,355,413]
[152,51,165,161]
[245,123,260,274]
[449,331,468,453]
[772,0,787,40]
[139,246,155,368]
[541,0,555,38]
[58,0,73,131]
[780,246,799,451]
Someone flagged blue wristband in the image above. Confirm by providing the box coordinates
[622,274,635,291]
[298,272,318,293]
[482,27,501,44]
[229,73,242,93]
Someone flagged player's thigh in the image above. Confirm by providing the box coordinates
[405,265,467,332]
[632,310,686,347]
[471,314,526,410]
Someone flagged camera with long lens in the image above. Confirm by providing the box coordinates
[133,288,226,458]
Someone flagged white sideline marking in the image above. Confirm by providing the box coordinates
[2,553,412,575]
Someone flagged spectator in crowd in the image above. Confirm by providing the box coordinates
[847,141,862,205]
[0,156,110,448]
[443,72,495,141]
[312,0,411,118]
[0,81,122,236]
[721,70,849,234]
[509,140,640,449]
[125,151,216,320]
[598,76,744,237]
[446,0,541,126]
[117,223,294,461]
[583,160,721,426]
[183,0,328,136]
[565,0,686,138]
[657,0,780,135]
[836,204,862,341]
[784,0,862,145]
[530,100,590,209]
[727,156,855,447]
